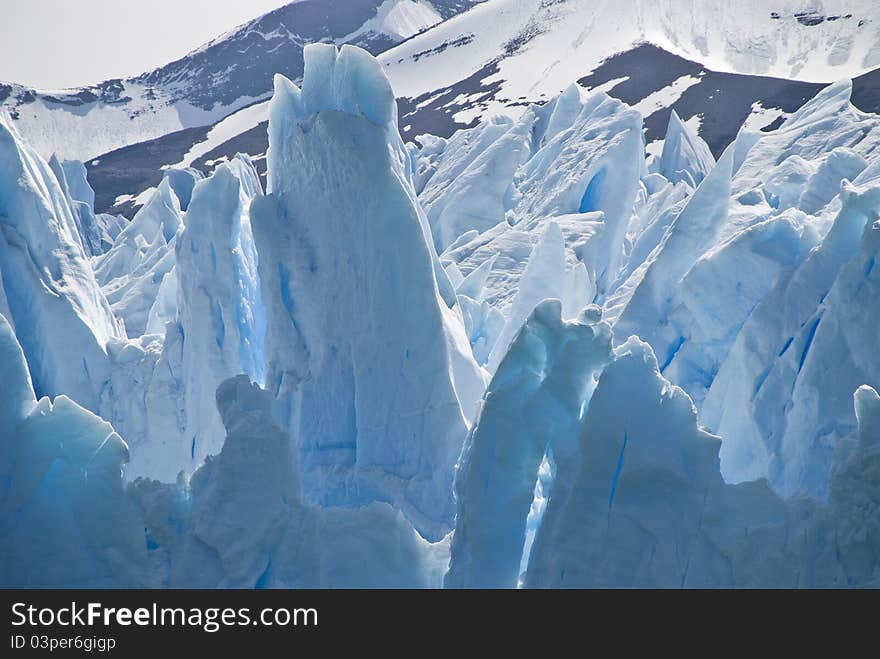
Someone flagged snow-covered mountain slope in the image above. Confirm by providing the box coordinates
[0,0,482,162]
[385,0,880,145]
[84,4,880,215]
[386,0,880,105]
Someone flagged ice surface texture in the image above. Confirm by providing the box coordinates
[2,43,880,588]
[0,313,447,587]
[252,44,482,541]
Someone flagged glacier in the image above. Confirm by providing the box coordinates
[1,41,879,588]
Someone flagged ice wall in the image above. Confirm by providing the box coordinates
[0,116,120,412]
[252,44,480,540]
[446,300,611,588]
[525,337,877,587]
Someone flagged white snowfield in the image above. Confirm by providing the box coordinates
[382,0,880,126]
[0,0,462,163]
[1,42,880,587]
[344,0,444,43]
[2,82,263,163]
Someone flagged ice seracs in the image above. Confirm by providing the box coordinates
[684,82,880,497]
[605,143,735,376]
[421,83,643,298]
[414,83,641,376]
[1,335,450,587]
[0,314,148,588]
[524,337,878,588]
[2,39,880,589]
[656,110,716,186]
[421,114,534,253]
[132,375,449,589]
[703,181,880,487]
[163,167,204,212]
[770,207,880,497]
[48,156,105,256]
[830,385,880,585]
[0,115,120,413]
[104,155,267,481]
[173,153,266,471]
[447,300,611,588]
[93,176,183,337]
[485,221,587,373]
[252,44,479,540]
